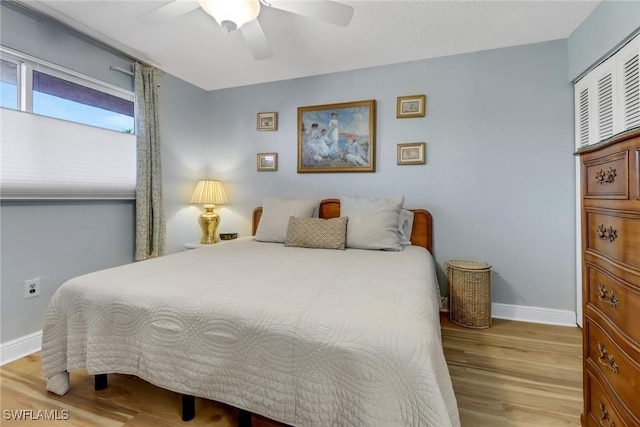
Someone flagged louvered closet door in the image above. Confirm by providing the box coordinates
[575,77,592,149]
[617,36,640,131]
[573,33,640,150]
[593,56,617,142]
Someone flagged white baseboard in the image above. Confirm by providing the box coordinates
[492,303,578,327]
[1,330,42,366]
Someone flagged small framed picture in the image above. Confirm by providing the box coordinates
[396,95,426,118]
[257,112,277,131]
[257,153,278,171]
[397,142,426,165]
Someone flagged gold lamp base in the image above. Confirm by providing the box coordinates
[198,204,220,244]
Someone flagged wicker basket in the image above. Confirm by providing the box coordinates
[446,260,492,329]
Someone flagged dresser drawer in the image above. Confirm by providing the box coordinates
[583,149,629,199]
[585,209,640,270]
[586,264,640,345]
[585,372,629,427]
[585,320,640,413]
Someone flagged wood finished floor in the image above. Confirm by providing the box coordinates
[441,315,582,426]
[0,315,582,426]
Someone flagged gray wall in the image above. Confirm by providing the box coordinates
[0,201,135,342]
[0,2,138,344]
[0,73,208,344]
[0,1,133,90]
[567,0,640,81]
[0,2,212,345]
[164,40,576,311]
[161,73,217,253]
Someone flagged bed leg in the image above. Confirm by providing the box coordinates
[94,374,108,391]
[238,408,252,427]
[182,394,195,422]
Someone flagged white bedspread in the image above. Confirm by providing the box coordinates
[41,238,460,426]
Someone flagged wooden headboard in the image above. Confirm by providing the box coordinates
[252,198,434,254]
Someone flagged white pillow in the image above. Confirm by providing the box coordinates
[397,209,414,246]
[254,197,319,243]
[340,195,404,251]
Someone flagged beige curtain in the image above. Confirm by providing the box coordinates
[134,62,166,260]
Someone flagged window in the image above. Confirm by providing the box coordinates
[1,58,19,109]
[32,70,134,132]
[0,48,134,133]
[0,47,136,200]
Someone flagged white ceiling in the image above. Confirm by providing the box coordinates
[21,0,600,91]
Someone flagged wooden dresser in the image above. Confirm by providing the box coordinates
[577,128,640,427]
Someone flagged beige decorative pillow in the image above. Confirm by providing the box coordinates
[285,216,348,250]
[254,197,319,243]
[340,195,404,251]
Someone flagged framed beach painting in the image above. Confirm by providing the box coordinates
[297,99,376,173]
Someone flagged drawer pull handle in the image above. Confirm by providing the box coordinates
[595,167,617,184]
[597,341,619,373]
[597,224,618,242]
[597,284,619,308]
[598,401,615,427]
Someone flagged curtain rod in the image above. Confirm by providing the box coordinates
[110,66,134,77]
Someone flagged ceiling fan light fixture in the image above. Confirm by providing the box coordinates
[199,0,260,32]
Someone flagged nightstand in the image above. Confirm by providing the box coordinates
[184,241,204,250]
[185,234,238,249]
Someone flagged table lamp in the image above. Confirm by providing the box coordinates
[190,180,228,244]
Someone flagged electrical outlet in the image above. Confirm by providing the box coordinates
[24,278,40,299]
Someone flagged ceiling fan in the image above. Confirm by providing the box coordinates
[138,0,354,61]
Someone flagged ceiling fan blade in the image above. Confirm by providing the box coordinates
[240,20,273,61]
[262,0,353,27]
[137,0,200,25]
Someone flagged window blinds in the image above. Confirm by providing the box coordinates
[0,108,136,199]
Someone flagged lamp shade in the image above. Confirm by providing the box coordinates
[198,0,260,32]
[191,180,228,205]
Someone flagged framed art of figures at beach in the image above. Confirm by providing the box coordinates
[297,99,376,173]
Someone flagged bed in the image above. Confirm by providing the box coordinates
[41,198,460,427]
